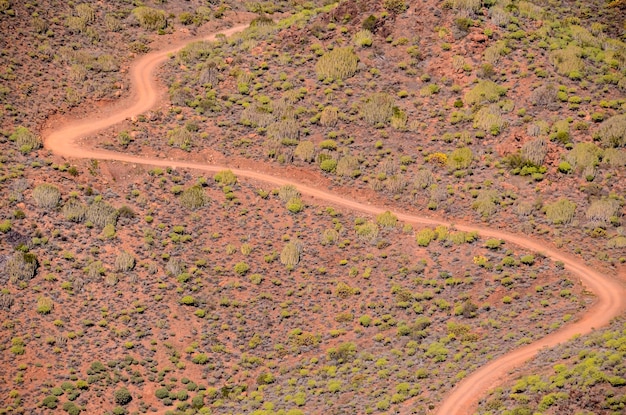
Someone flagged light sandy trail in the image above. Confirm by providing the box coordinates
[43,23,626,415]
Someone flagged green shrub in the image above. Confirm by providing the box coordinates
[180,296,196,306]
[233,262,250,276]
[214,169,237,186]
[286,197,304,213]
[320,158,337,172]
[557,161,572,173]
[362,14,377,31]
[278,184,300,202]
[37,296,53,314]
[353,29,373,47]
[319,139,338,150]
[416,228,435,247]
[447,147,473,170]
[336,155,360,177]
[10,126,41,153]
[62,401,81,415]
[485,238,503,249]
[327,342,357,362]
[0,219,11,233]
[114,388,132,405]
[167,127,192,150]
[257,372,275,385]
[86,200,118,227]
[315,47,358,80]
[464,80,507,105]
[62,199,87,222]
[294,141,315,162]
[384,0,408,13]
[473,104,505,135]
[355,221,379,242]
[32,184,61,209]
[191,353,209,364]
[376,211,398,228]
[42,395,59,409]
[545,199,576,224]
[594,114,626,148]
[155,388,169,399]
[133,6,167,30]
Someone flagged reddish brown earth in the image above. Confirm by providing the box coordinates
[43,23,626,415]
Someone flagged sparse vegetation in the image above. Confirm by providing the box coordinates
[1,1,624,414]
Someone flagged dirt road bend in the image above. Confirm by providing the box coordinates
[43,23,626,415]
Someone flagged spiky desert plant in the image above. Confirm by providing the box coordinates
[360,93,395,125]
[355,221,379,243]
[10,126,41,153]
[294,141,315,162]
[521,138,547,166]
[115,251,136,272]
[472,190,500,218]
[565,142,602,171]
[414,169,434,190]
[451,0,481,12]
[483,40,510,64]
[179,185,208,209]
[278,184,300,202]
[595,114,626,148]
[376,211,398,228]
[62,199,86,222]
[353,30,373,47]
[447,147,473,170]
[281,241,302,266]
[75,3,95,23]
[214,169,237,186]
[86,200,118,227]
[473,104,506,135]
[545,199,576,225]
[585,198,620,227]
[267,119,299,143]
[240,105,274,127]
[37,296,53,314]
[550,44,584,78]
[602,148,626,167]
[167,127,193,151]
[321,229,339,246]
[7,252,37,283]
[32,184,61,209]
[320,106,339,127]
[133,6,167,30]
[336,155,360,177]
[315,47,358,80]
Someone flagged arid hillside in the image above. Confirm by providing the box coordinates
[1,1,625,415]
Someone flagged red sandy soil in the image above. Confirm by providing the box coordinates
[42,21,626,415]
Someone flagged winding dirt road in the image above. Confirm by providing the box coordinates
[43,24,626,415]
